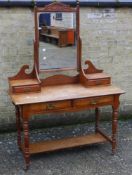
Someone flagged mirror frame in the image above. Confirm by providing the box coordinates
[34,1,81,73]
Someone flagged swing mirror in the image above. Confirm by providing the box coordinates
[34,2,80,72]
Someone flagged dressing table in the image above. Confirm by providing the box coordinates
[8,1,124,169]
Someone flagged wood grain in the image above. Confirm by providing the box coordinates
[86,73,110,80]
[10,79,39,86]
[41,74,79,86]
[10,84,124,105]
[21,133,107,154]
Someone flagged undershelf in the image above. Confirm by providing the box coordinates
[21,133,107,154]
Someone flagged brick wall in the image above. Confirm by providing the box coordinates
[0,7,131,131]
[0,8,34,129]
[51,12,75,28]
[80,8,132,115]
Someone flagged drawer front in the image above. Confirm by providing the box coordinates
[29,100,71,113]
[13,85,40,94]
[88,78,111,86]
[74,96,113,108]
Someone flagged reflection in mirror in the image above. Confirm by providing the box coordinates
[38,12,77,71]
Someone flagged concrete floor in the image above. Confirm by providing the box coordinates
[0,120,132,175]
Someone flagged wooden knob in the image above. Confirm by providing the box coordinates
[91,100,97,105]
[46,103,55,110]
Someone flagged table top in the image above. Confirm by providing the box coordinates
[10,84,125,105]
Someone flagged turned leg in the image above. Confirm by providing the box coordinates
[112,106,119,154]
[23,119,30,170]
[15,106,21,149]
[95,108,100,133]
[111,94,120,155]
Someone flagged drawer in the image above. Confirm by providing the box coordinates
[12,85,41,94]
[74,96,113,108]
[29,100,71,113]
[87,78,111,86]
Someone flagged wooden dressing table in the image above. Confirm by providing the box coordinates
[8,1,124,169]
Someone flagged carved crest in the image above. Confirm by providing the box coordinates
[37,2,76,12]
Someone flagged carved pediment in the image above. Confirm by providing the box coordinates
[37,2,76,12]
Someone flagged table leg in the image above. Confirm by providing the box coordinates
[15,106,21,149]
[112,96,119,154]
[95,108,100,133]
[23,118,30,170]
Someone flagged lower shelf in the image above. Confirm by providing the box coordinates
[21,133,107,154]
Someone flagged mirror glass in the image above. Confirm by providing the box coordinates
[38,12,77,71]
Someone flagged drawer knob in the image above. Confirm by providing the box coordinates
[91,100,97,105]
[46,103,55,110]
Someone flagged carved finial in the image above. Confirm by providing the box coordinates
[32,0,37,7]
[76,0,80,5]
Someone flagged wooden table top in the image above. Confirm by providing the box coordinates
[10,84,125,105]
